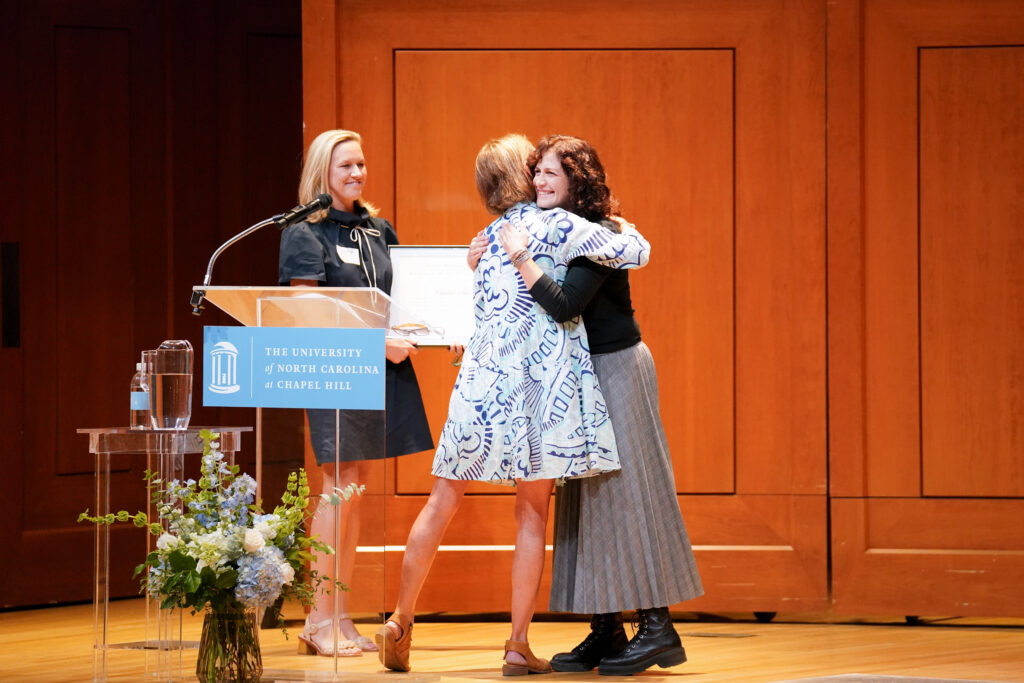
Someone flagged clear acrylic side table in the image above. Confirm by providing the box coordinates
[78,427,251,682]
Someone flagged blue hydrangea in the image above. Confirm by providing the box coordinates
[234,545,289,608]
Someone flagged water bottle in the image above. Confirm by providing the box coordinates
[130,362,150,429]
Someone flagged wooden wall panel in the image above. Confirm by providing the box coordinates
[0,0,302,608]
[853,1,1024,498]
[52,26,133,478]
[919,46,1024,498]
[306,0,827,614]
[826,0,868,498]
[393,49,736,496]
[833,499,1024,616]
[163,0,304,501]
[3,0,165,607]
[376,494,826,613]
[861,1,924,497]
[828,0,1024,616]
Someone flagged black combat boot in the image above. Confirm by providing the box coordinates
[597,607,687,676]
[550,612,628,672]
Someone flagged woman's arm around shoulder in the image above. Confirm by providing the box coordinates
[539,208,651,270]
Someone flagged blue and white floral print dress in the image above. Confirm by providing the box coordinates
[432,202,650,485]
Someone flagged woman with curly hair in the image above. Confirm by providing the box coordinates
[498,134,704,676]
[376,133,652,676]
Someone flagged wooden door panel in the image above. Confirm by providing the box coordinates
[919,46,1024,498]
[833,499,1024,616]
[393,49,736,497]
[828,0,1024,615]
[852,2,1024,496]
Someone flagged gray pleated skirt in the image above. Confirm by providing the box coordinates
[549,341,704,614]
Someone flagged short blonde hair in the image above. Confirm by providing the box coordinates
[475,133,536,215]
[298,129,378,222]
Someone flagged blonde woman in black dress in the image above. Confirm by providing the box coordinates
[279,129,434,657]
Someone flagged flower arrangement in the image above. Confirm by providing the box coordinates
[80,429,364,681]
[78,429,363,617]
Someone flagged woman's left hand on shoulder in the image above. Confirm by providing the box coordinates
[497,221,529,257]
[467,230,488,270]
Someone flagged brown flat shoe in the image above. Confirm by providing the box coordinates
[502,639,552,676]
[375,611,413,672]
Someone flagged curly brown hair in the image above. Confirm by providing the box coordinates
[528,135,620,223]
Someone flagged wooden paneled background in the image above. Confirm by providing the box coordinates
[1,0,1021,619]
[0,0,307,607]
[827,0,1024,617]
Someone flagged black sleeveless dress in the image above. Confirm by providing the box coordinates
[278,202,434,462]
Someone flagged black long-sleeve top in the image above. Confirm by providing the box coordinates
[529,255,642,355]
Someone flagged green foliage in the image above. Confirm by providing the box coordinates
[77,429,361,619]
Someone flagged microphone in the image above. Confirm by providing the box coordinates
[190,193,332,315]
[272,193,333,228]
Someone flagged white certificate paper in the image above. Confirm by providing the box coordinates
[388,246,474,346]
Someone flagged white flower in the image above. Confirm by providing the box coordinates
[189,529,232,571]
[155,533,179,551]
[254,519,275,540]
[279,562,295,585]
[243,528,265,553]
[237,474,257,498]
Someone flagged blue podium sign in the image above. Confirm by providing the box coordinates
[202,326,385,410]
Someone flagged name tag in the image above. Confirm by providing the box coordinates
[337,245,361,265]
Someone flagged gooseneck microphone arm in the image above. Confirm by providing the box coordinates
[190,194,333,315]
[190,216,278,315]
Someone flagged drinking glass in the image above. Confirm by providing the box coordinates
[149,339,194,430]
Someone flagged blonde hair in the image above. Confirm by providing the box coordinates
[298,129,378,222]
[475,133,536,215]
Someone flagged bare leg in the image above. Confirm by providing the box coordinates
[505,478,554,665]
[307,459,370,651]
[385,476,469,636]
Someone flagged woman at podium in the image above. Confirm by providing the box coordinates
[278,129,434,657]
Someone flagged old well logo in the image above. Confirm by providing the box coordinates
[208,341,241,394]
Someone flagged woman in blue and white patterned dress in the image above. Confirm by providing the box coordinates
[376,133,650,676]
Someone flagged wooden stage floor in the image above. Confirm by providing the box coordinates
[1,599,1022,682]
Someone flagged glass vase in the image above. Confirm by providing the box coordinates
[195,607,263,683]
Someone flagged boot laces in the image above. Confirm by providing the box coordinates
[573,616,610,654]
[573,628,601,654]
[621,611,649,654]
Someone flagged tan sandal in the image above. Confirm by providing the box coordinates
[502,639,552,676]
[297,618,363,657]
[336,613,379,652]
[375,612,413,672]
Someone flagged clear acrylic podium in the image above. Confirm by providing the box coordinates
[197,285,392,680]
[79,426,250,682]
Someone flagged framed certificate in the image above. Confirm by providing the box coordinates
[388,245,474,346]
